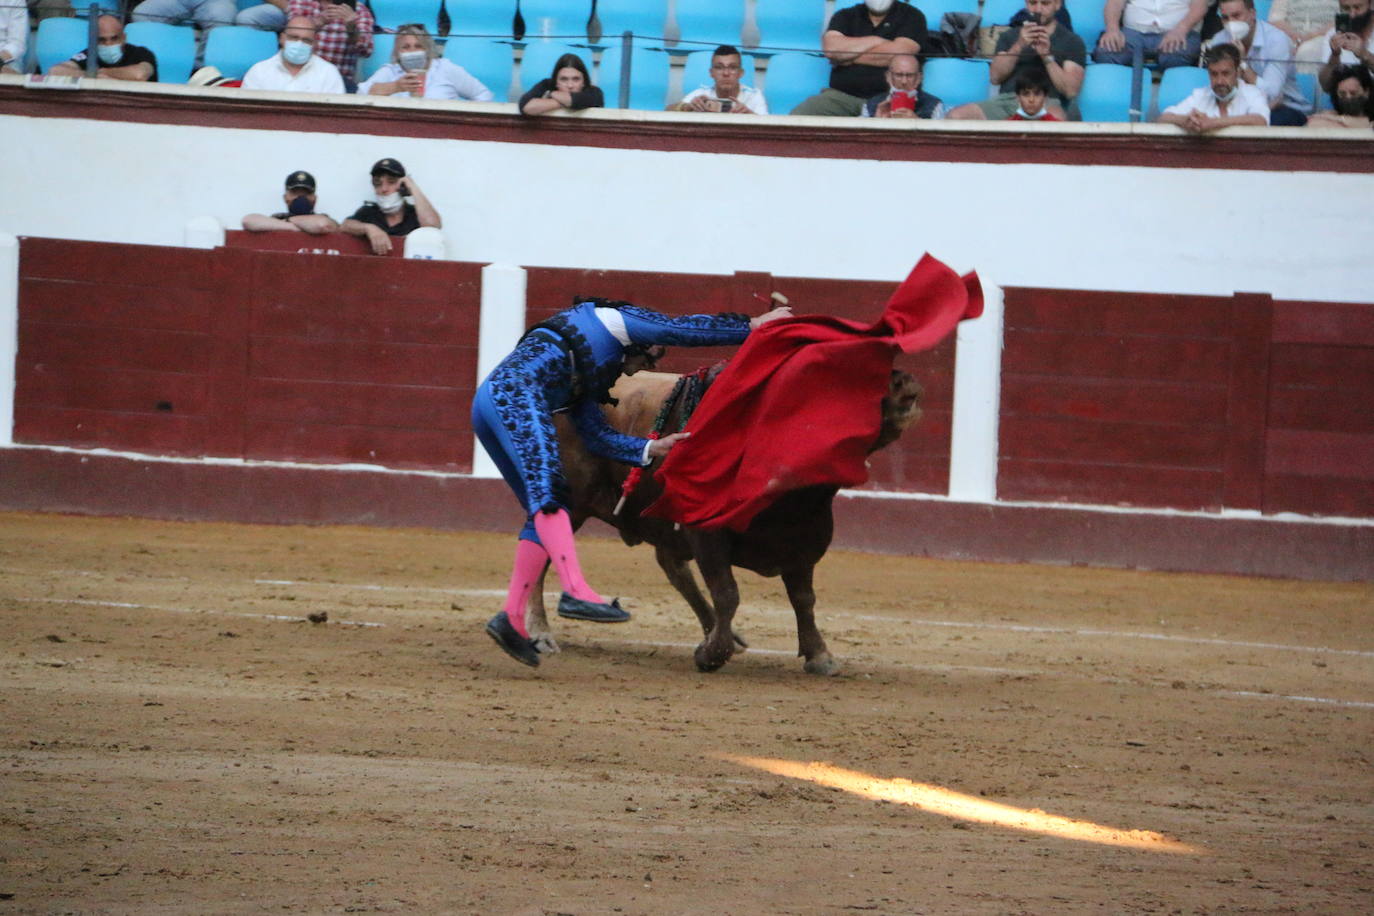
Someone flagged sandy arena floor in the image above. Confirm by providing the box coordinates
[1,511,1370,914]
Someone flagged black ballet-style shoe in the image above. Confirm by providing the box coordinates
[556,593,631,623]
[485,612,541,667]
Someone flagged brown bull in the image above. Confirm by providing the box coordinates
[524,368,923,674]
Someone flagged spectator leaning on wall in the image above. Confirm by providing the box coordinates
[341,158,442,256]
[241,16,345,93]
[49,14,159,81]
[242,170,340,234]
[1159,42,1270,131]
[791,0,927,117]
[1306,62,1374,124]
[670,44,769,114]
[1216,0,1310,125]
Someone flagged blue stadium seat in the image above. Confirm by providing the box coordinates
[1155,64,1209,118]
[597,43,671,109]
[1076,62,1134,121]
[443,37,515,100]
[760,50,831,114]
[1065,0,1105,50]
[203,25,277,80]
[921,57,990,108]
[519,40,586,90]
[980,0,1025,27]
[369,0,444,32]
[36,17,91,74]
[673,0,745,53]
[679,44,756,96]
[592,0,668,46]
[358,33,395,82]
[124,21,196,82]
[1296,71,1324,110]
[753,0,826,52]
[519,0,593,42]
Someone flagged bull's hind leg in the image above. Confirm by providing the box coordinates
[685,532,741,672]
[523,560,560,654]
[783,565,839,676]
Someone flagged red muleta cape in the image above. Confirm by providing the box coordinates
[644,254,983,531]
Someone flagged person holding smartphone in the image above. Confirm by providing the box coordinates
[671,45,769,114]
[948,0,1085,120]
[1319,0,1374,92]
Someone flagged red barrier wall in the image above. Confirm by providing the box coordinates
[16,238,483,471]
[999,287,1374,517]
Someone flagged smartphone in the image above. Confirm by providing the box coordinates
[1023,13,1043,27]
[1335,12,1352,31]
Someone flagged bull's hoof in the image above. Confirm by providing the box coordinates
[732,632,749,650]
[803,654,841,676]
[529,632,560,655]
[694,641,730,673]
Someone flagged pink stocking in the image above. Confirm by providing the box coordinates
[502,538,549,637]
[532,509,605,604]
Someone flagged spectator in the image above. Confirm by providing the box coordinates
[1,1,27,73]
[949,0,1084,120]
[670,44,769,114]
[1306,61,1374,123]
[791,1,927,117]
[519,52,603,115]
[860,53,945,118]
[1269,0,1339,71]
[340,158,442,256]
[1159,42,1270,130]
[242,170,339,234]
[1008,69,1062,118]
[282,0,373,89]
[131,0,236,38]
[50,14,158,81]
[358,23,494,101]
[241,16,344,92]
[1094,0,1208,70]
[1318,0,1374,91]
[1216,0,1310,124]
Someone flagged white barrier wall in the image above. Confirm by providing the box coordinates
[4,111,1374,304]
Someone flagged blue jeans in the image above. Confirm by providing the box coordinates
[132,0,237,29]
[1092,27,1201,70]
[235,4,286,30]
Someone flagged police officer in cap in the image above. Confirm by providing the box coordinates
[241,170,340,235]
[340,158,443,256]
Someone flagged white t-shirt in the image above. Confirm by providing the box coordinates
[357,58,494,101]
[679,83,769,115]
[242,53,346,94]
[1163,83,1271,121]
[1320,25,1374,66]
[1122,0,1199,34]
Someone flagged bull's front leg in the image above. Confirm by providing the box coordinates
[685,532,740,672]
[654,544,718,640]
[782,564,838,676]
[523,559,560,654]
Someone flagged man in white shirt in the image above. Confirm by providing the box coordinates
[1217,0,1310,125]
[0,1,27,74]
[1094,0,1207,70]
[671,45,769,114]
[241,16,345,94]
[1318,0,1374,93]
[1159,42,1270,130]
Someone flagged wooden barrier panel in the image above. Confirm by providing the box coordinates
[16,238,483,472]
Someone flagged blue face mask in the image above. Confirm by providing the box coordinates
[282,40,312,66]
[97,43,123,65]
[287,196,315,216]
[1212,84,1239,103]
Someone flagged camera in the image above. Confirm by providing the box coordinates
[1335,12,1352,31]
[714,98,733,112]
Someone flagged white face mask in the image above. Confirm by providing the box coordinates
[1223,19,1251,41]
[398,50,429,72]
[1016,106,1048,119]
[866,0,895,14]
[376,191,405,213]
